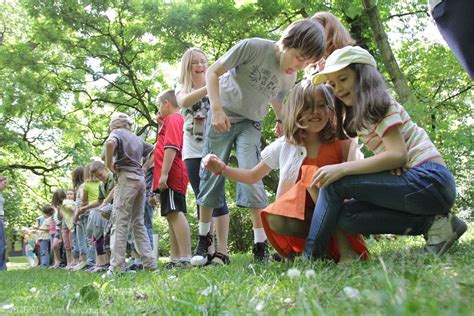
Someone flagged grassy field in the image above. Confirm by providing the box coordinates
[1,225,473,315]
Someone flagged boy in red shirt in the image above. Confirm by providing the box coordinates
[152,89,192,267]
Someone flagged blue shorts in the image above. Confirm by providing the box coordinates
[197,119,268,209]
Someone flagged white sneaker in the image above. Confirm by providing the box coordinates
[424,213,467,255]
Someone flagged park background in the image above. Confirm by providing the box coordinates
[0,0,473,313]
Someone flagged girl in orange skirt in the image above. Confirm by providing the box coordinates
[203,82,368,263]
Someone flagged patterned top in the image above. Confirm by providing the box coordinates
[357,101,441,168]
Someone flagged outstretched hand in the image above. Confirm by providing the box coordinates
[202,154,225,175]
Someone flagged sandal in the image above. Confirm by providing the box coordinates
[210,252,230,265]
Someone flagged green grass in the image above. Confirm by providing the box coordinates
[1,225,473,315]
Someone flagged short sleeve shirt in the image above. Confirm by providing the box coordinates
[152,113,189,194]
[107,128,153,176]
[97,173,115,202]
[357,101,441,168]
[218,38,296,123]
[176,83,209,160]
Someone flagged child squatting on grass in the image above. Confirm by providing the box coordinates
[194,18,326,264]
[203,82,368,263]
[303,46,467,259]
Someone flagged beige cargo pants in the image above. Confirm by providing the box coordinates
[110,170,156,271]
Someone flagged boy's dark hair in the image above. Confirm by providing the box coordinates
[42,204,55,215]
[159,89,178,108]
[280,19,325,62]
[90,161,106,174]
[335,64,391,139]
[52,189,66,208]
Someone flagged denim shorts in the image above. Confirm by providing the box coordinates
[197,119,268,209]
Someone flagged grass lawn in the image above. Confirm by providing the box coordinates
[1,224,473,315]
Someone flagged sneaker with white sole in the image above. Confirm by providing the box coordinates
[424,213,467,256]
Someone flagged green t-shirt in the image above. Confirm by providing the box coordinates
[83,181,100,203]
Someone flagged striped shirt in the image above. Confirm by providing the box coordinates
[357,101,441,168]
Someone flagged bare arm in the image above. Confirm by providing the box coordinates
[105,138,117,173]
[203,154,272,184]
[102,187,115,205]
[206,61,230,133]
[271,97,284,137]
[312,126,407,188]
[158,148,177,191]
[176,86,207,108]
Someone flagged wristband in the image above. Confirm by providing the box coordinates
[276,119,282,124]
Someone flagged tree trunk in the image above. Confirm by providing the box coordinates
[362,0,417,106]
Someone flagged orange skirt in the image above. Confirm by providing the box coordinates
[261,165,368,262]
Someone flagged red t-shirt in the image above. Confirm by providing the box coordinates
[152,113,189,194]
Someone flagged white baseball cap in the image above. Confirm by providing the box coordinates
[312,46,377,85]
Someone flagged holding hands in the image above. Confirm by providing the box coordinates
[202,153,226,176]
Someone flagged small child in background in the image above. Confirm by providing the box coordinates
[21,227,37,267]
[36,205,54,267]
[51,190,65,268]
[60,189,76,268]
[152,90,192,268]
[203,82,368,262]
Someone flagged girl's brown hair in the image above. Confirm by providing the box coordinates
[282,82,336,146]
[52,189,66,208]
[84,163,99,183]
[335,64,391,139]
[312,12,355,57]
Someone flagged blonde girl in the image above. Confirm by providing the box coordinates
[176,47,230,265]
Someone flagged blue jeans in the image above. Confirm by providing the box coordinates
[144,191,154,249]
[304,162,457,258]
[76,214,95,264]
[39,239,50,267]
[0,219,6,271]
[185,158,229,218]
[197,118,268,209]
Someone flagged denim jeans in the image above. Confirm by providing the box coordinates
[197,118,268,209]
[304,162,457,258]
[39,239,50,267]
[144,191,154,249]
[0,219,6,271]
[76,214,95,264]
[185,158,229,218]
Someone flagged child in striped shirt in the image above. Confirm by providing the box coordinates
[305,46,467,259]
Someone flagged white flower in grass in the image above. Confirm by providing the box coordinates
[29,287,37,294]
[200,286,216,296]
[287,268,301,278]
[167,275,177,281]
[74,292,80,299]
[343,286,361,300]
[255,301,265,312]
[283,298,292,304]
[1,304,14,310]
[304,269,316,279]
